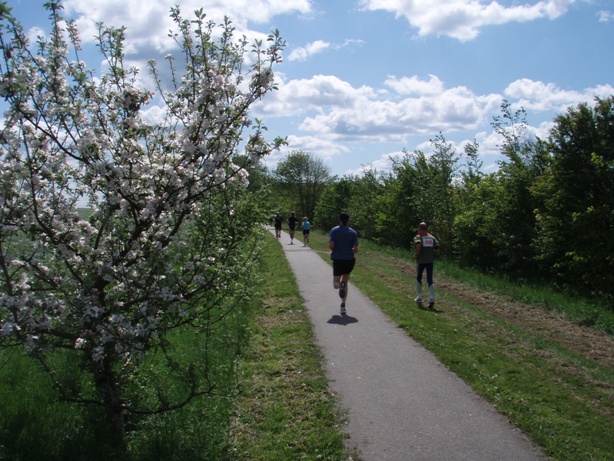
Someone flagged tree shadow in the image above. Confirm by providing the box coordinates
[327,314,359,325]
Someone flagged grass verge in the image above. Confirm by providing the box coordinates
[226,232,350,460]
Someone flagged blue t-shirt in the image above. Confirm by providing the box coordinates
[329,225,358,260]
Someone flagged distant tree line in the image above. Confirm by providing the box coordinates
[270,98,614,303]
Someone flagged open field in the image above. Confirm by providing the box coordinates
[1,230,612,460]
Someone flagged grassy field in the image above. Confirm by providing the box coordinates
[295,229,613,461]
[0,232,350,461]
[1,229,612,460]
[0,299,253,460]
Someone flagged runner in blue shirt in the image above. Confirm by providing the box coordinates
[302,216,311,246]
[329,212,359,315]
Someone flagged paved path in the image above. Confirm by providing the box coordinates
[273,230,547,461]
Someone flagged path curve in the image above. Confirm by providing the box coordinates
[274,230,548,461]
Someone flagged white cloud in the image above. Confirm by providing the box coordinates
[287,38,365,62]
[504,78,614,111]
[288,40,331,61]
[264,75,492,141]
[61,0,312,52]
[261,133,350,171]
[338,38,366,50]
[359,0,575,41]
[26,26,46,44]
[256,74,378,116]
[257,71,614,165]
[139,104,167,125]
[598,10,613,23]
[288,80,493,140]
[64,0,312,27]
[384,75,445,96]
[347,151,402,176]
[285,134,350,157]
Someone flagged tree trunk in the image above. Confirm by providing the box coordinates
[91,356,126,448]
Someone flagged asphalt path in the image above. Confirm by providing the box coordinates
[273,229,548,461]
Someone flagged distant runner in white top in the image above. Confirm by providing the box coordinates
[413,221,440,309]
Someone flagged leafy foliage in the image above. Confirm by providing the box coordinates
[313,176,354,232]
[455,102,549,275]
[534,97,614,296]
[272,150,331,221]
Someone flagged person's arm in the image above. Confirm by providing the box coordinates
[352,244,358,254]
[414,242,422,260]
[329,241,335,251]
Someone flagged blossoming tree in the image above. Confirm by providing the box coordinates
[0,1,284,447]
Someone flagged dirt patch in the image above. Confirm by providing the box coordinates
[387,254,614,370]
[434,277,614,369]
[326,245,614,371]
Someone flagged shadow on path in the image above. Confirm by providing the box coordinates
[327,314,359,325]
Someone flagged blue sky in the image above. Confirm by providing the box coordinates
[9,0,614,177]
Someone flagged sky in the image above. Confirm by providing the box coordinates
[8,0,614,177]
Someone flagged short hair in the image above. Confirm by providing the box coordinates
[340,212,350,224]
[419,222,428,230]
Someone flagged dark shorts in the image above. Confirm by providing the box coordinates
[274,224,281,230]
[333,259,355,276]
[303,229,310,236]
[289,225,296,231]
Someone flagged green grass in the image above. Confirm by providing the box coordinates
[0,350,114,460]
[354,239,614,334]
[225,233,349,460]
[0,303,254,461]
[435,258,614,334]
[305,230,614,461]
[2,229,612,460]
[0,230,347,461]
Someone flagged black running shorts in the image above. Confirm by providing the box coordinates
[333,258,355,276]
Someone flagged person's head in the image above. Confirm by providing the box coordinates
[291,212,295,216]
[340,212,350,225]
[418,222,428,231]
[303,216,308,221]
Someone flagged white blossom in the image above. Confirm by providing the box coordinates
[0,4,284,440]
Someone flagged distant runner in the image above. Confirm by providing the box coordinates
[413,222,440,309]
[288,212,298,244]
[302,216,311,246]
[273,212,282,239]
